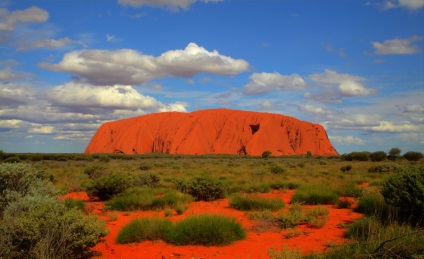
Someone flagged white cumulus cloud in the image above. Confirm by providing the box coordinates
[0,6,48,31]
[40,42,249,86]
[243,72,305,95]
[372,36,423,55]
[382,0,424,10]
[28,126,55,134]
[329,135,365,145]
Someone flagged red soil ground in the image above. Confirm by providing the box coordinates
[63,191,363,259]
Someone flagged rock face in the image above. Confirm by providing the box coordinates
[85,109,338,156]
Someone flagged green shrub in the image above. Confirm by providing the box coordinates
[134,172,160,187]
[262,151,272,159]
[3,156,22,163]
[336,182,362,198]
[403,151,423,161]
[381,166,424,224]
[175,176,227,201]
[229,194,285,211]
[340,165,352,172]
[139,164,152,171]
[354,191,392,220]
[116,217,172,244]
[98,155,111,163]
[166,214,246,246]
[336,198,353,209]
[0,196,106,259]
[63,198,86,211]
[278,203,304,229]
[291,184,339,205]
[368,164,398,174]
[268,245,302,259]
[0,163,56,213]
[106,187,154,211]
[106,187,192,211]
[82,165,109,179]
[84,173,134,200]
[342,152,370,161]
[370,151,387,162]
[305,206,330,228]
[270,164,286,174]
[345,216,381,240]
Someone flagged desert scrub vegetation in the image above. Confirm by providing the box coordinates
[117,214,246,246]
[229,193,285,211]
[116,217,173,244]
[174,175,227,201]
[278,203,330,229]
[83,173,134,200]
[166,214,246,246]
[291,184,339,205]
[106,187,192,211]
[0,163,106,259]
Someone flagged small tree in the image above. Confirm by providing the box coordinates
[388,147,401,161]
[370,151,387,162]
[403,151,423,162]
[262,151,272,159]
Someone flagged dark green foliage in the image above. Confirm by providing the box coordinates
[116,218,172,244]
[175,176,227,201]
[270,164,286,174]
[134,172,160,187]
[342,152,370,161]
[106,187,192,211]
[345,217,381,240]
[354,191,392,220]
[337,182,362,198]
[291,185,339,205]
[388,147,401,161]
[82,165,109,179]
[0,200,106,259]
[229,194,285,211]
[381,166,424,224]
[368,164,398,174]
[336,199,353,208]
[3,156,22,163]
[0,163,56,213]
[98,155,111,162]
[84,173,134,200]
[262,151,272,159]
[139,163,152,171]
[63,198,86,211]
[165,214,246,246]
[340,165,352,172]
[403,151,423,161]
[370,151,387,162]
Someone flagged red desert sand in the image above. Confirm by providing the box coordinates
[63,191,363,259]
[85,109,339,156]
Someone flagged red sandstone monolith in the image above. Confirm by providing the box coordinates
[84,109,338,156]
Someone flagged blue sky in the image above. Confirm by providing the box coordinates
[0,0,423,154]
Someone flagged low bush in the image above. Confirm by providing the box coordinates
[342,152,370,161]
[165,214,246,246]
[106,188,192,211]
[278,203,304,229]
[0,184,106,259]
[116,217,172,244]
[134,172,160,187]
[262,151,272,159]
[368,164,398,174]
[291,184,339,205]
[340,165,352,172]
[139,164,152,171]
[229,194,285,211]
[270,164,286,174]
[175,176,227,201]
[336,182,362,198]
[3,156,22,163]
[305,206,330,228]
[403,151,423,161]
[84,173,134,200]
[63,198,86,211]
[82,165,109,179]
[354,191,393,221]
[370,151,387,162]
[381,166,424,225]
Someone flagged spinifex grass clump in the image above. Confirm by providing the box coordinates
[278,203,330,229]
[229,193,285,211]
[291,184,339,205]
[116,217,173,244]
[106,187,192,211]
[174,176,227,201]
[166,214,246,246]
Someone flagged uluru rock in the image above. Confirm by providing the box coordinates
[84,109,338,156]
